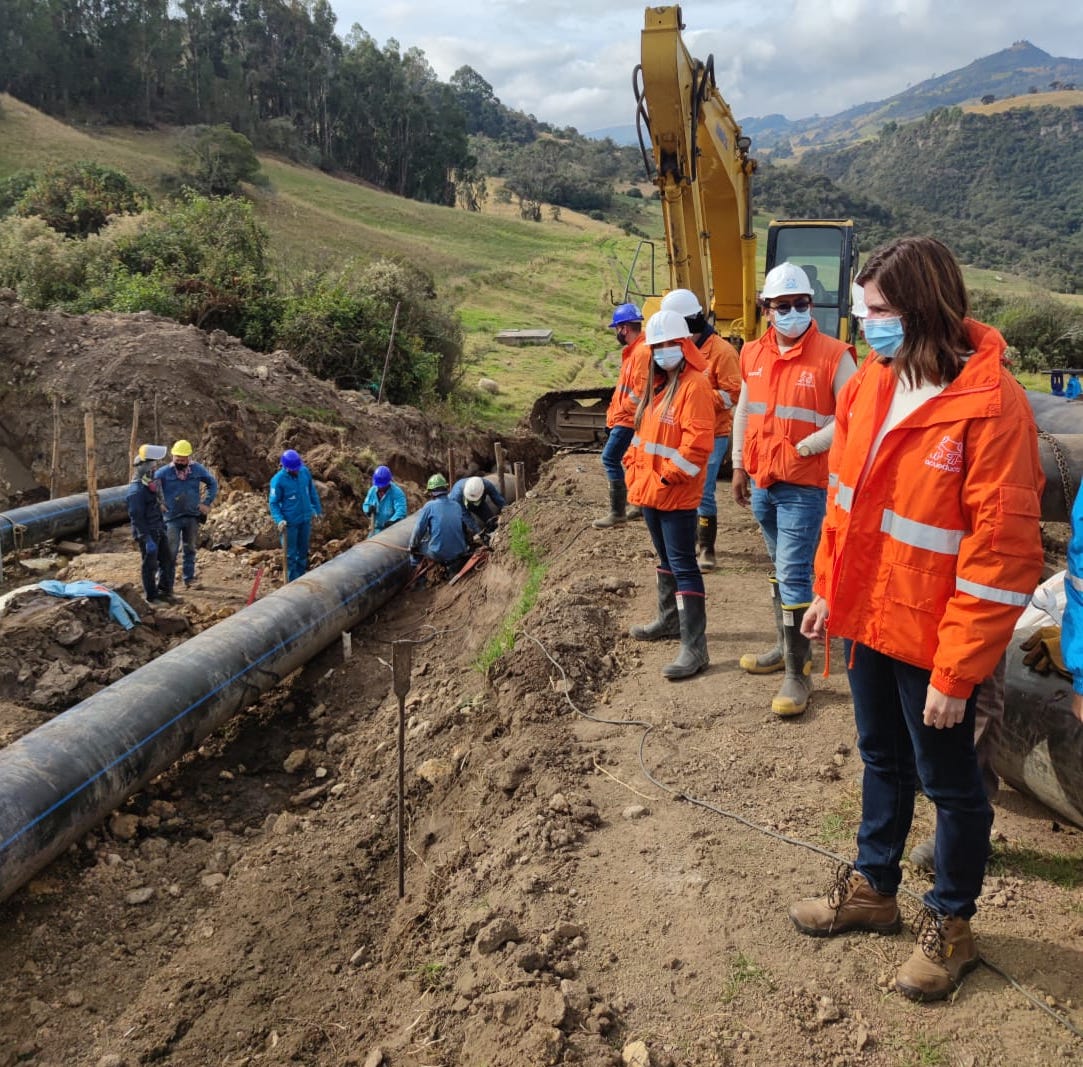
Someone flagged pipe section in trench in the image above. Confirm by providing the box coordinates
[0,515,418,903]
[0,486,130,555]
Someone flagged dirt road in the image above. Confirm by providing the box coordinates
[0,453,1080,1067]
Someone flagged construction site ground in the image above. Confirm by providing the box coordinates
[1,300,1081,1067]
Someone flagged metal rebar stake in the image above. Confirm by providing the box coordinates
[392,640,413,898]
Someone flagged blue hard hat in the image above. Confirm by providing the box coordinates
[281,449,302,471]
[608,302,642,328]
[373,465,392,487]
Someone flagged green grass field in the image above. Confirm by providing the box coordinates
[0,93,1068,421]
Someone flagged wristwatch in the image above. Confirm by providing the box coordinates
[796,444,812,458]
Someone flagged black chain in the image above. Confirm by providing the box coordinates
[1038,430,1077,514]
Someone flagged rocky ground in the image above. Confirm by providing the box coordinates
[0,304,1081,1067]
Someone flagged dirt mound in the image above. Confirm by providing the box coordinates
[0,292,548,509]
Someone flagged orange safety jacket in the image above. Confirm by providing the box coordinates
[606,335,650,429]
[813,319,1044,698]
[739,322,854,489]
[623,337,715,511]
[699,329,741,438]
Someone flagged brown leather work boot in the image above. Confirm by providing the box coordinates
[789,864,902,938]
[895,907,979,1002]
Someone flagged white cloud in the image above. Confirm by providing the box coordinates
[330,1,1083,132]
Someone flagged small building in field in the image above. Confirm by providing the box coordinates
[496,329,554,346]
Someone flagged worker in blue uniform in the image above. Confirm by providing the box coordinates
[269,449,323,581]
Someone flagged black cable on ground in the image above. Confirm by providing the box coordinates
[519,628,1083,1041]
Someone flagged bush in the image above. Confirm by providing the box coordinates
[625,187,643,198]
[971,289,1083,371]
[0,216,91,305]
[171,125,267,197]
[9,162,148,237]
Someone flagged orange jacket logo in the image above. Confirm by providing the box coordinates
[925,435,964,473]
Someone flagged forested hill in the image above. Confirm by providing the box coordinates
[788,105,1083,292]
[744,41,1083,153]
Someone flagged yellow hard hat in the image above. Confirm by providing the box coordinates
[171,439,193,457]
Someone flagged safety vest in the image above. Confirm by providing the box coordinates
[623,338,715,511]
[814,319,1044,697]
[740,322,853,489]
[699,330,741,438]
[607,336,650,429]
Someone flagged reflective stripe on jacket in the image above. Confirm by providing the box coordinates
[606,336,650,429]
[740,322,854,489]
[1062,484,1083,695]
[813,319,1044,698]
[699,329,741,438]
[622,337,715,511]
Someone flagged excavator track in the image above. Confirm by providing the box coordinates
[529,388,613,447]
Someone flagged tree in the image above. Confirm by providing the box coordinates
[12,162,148,237]
[981,94,995,105]
[174,124,266,195]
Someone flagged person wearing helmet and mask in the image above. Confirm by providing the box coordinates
[409,473,480,574]
[660,289,741,569]
[269,449,323,582]
[363,465,408,537]
[623,309,715,680]
[730,263,857,717]
[127,444,176,603]
[450,473,506,535]
[155,439,219,589]
[593,302,650,528]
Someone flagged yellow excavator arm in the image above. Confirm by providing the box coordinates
[635,5,758,341]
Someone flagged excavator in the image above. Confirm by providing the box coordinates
[531,4,860,445]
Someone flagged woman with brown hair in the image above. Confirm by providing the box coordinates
[623,309,716,680]
[789,236,1044,1002]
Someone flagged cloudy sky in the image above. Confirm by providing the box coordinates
[328,1,1083,133]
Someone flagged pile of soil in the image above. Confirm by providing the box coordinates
[0,456,1080,1067]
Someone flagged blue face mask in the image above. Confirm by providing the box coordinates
[864,316,905,358]
[653,345,684,370]
[772,309,811,338]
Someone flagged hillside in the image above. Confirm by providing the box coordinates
[745,41,1083,153]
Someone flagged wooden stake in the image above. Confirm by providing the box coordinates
[153,391,160,445]
[376,301,401,404]
[514,460,527,502]
[494,441,507,500]
[84,410,99,542]
[128,399,140,478]
[446,447,455,486]
[50,396,61,500]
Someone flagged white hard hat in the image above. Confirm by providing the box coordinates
[761,263,813,300]
[660,288,702,317]
[644,309,691,346]
[850,282,868,318]
[464,476,486,503]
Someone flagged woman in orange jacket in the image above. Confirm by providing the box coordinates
[789,237,1044,1004]
[623,309,716,679]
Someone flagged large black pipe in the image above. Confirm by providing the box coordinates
[0,517,418,902]
[0,485,131,555]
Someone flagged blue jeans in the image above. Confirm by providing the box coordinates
[284,521,312,582]
[847,642,991,919]
[601,426,634,482]
[642,507,703,596]
[750,480,826,606]
[167,516,200,584]
[697,435,729,517]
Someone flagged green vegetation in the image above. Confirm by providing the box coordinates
[476,518,547,670]
[171,125,267,197]
[720,952,774,1004]
[411,960,448,992]
[892,1033,948,1067]
[988,844,1083,889]
[816,786,862,849]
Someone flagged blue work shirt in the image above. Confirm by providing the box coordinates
[363,482,408,535]
[154,461,218,521]
[409,494,477,563]
[1063,486,1083,696]
[269,466,322,526]
[449,477,507,529]
[126,477,167,540]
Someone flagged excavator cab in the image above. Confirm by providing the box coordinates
[765,220,859,344]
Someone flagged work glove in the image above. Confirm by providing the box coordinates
[277,520,287,533]
[1020,626,1072,680]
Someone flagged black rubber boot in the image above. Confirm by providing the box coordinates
[629,569,680,641]
[625,503,643,521]
[592,481,627,529]
[696,515,717,571]
[739,575,785,674]
[772,603,813,717]
[662,593,709,680]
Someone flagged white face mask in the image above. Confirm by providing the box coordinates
[653,345,684,370]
